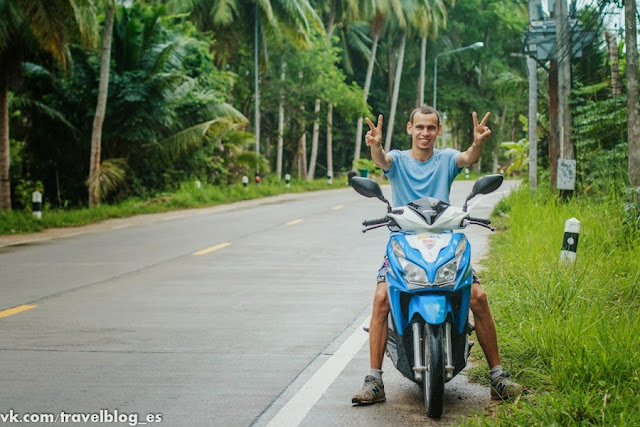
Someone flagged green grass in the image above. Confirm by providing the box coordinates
[466,184,640,425]
[0,177,343,235]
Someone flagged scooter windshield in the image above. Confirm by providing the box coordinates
[405,197,450,225]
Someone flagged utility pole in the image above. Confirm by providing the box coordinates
[555,0,576,195]
[528,0,539,191]
[548,0,559,190]
[626,0,640,187]
[556,0,572,160]
[525,1,592,192]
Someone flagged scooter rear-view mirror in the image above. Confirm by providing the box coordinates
[463,174,504,212]
[351,177,391,211]
[472,174,503,196]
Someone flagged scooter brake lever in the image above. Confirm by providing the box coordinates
[362,222,390,233]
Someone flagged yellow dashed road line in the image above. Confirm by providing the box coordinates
[0,305,37,319]
[193,242,232,256]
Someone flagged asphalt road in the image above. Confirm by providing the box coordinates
[0,179,519,426]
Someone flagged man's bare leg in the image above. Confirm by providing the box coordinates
[470,281,523,399]
[352,282,389,405]
[370,282,389,369]
[470,282,500,368]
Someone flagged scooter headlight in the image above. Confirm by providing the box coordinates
[399,258,429,285]
[434,256,460,285]
[433,236,467,288]
[391,239,430,286]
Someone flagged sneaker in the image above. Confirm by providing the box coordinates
[491,371,523,400]
[352,375,385,405]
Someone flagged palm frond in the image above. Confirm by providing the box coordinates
[158,104,247,159]
[21,0,79,69]
[221,131,256,155]
[211,0,239,26]
[9,95,78,134]
[86,158,127,203]
[148,40,184,75]
[22,62,53,79]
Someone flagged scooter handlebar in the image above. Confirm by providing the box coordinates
[467,217,491,225]
[363,216,389,227]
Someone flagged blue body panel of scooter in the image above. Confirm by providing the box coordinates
[385,232,473,336]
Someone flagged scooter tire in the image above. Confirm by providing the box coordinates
[423,323,445,418]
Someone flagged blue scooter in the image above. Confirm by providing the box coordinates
[351,174,503,418]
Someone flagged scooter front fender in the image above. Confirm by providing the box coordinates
[408,294,448,326]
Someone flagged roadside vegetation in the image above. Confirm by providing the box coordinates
[0,177,339,235]
[0,167,484,236]
[466,181,640,425]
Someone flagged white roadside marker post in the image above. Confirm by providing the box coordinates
[560,217,580,263]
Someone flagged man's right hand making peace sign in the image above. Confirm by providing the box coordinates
[365,115,384,148]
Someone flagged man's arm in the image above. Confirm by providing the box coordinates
[365,115,393,171]
[457,111,492,168]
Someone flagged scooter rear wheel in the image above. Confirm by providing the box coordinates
[423,323,445,418]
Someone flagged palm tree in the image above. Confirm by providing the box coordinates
[352,0,403,166]
[95,2,248,196]
[415,0,447,106]
[307,0,360,181]
[0,0,96,211]
[88,0,115,207]
[382,23,408,153]
[174,0,321,177]
[383,0,446,152]
[381,0,412,152]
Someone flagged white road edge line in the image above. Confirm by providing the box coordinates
[266,316,371,427]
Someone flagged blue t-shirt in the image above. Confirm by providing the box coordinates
[384,148,462,206]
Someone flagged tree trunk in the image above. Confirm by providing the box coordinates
[277,60,286,180]
[626,0,640,187]
[326,103,333,181]
[254,7,261,177]
[353,31,380,166]
[324,1,336,183]
[527,0,539,190]
[418,36,427,106]
[528,56,538,190]
[605,30,621,97]
[298,131,307,180]
[384,34,406,153]
[88,3,115,208]
[494,105,508,174]
[307,99,321,180]
[549,61,559,190]
[299,104,307,180]
[0,76,10,211]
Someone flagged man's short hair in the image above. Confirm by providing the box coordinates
[410,105,441,126]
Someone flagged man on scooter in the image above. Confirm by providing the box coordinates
[352,105,523,405]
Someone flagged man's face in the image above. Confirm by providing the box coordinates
[407,112,442,151]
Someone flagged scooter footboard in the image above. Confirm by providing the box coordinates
[386,322,419,383]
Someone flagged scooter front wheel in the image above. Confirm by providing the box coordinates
[423,323,445,418]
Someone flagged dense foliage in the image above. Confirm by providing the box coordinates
[469,183,640,425]
[1,0,636,214]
